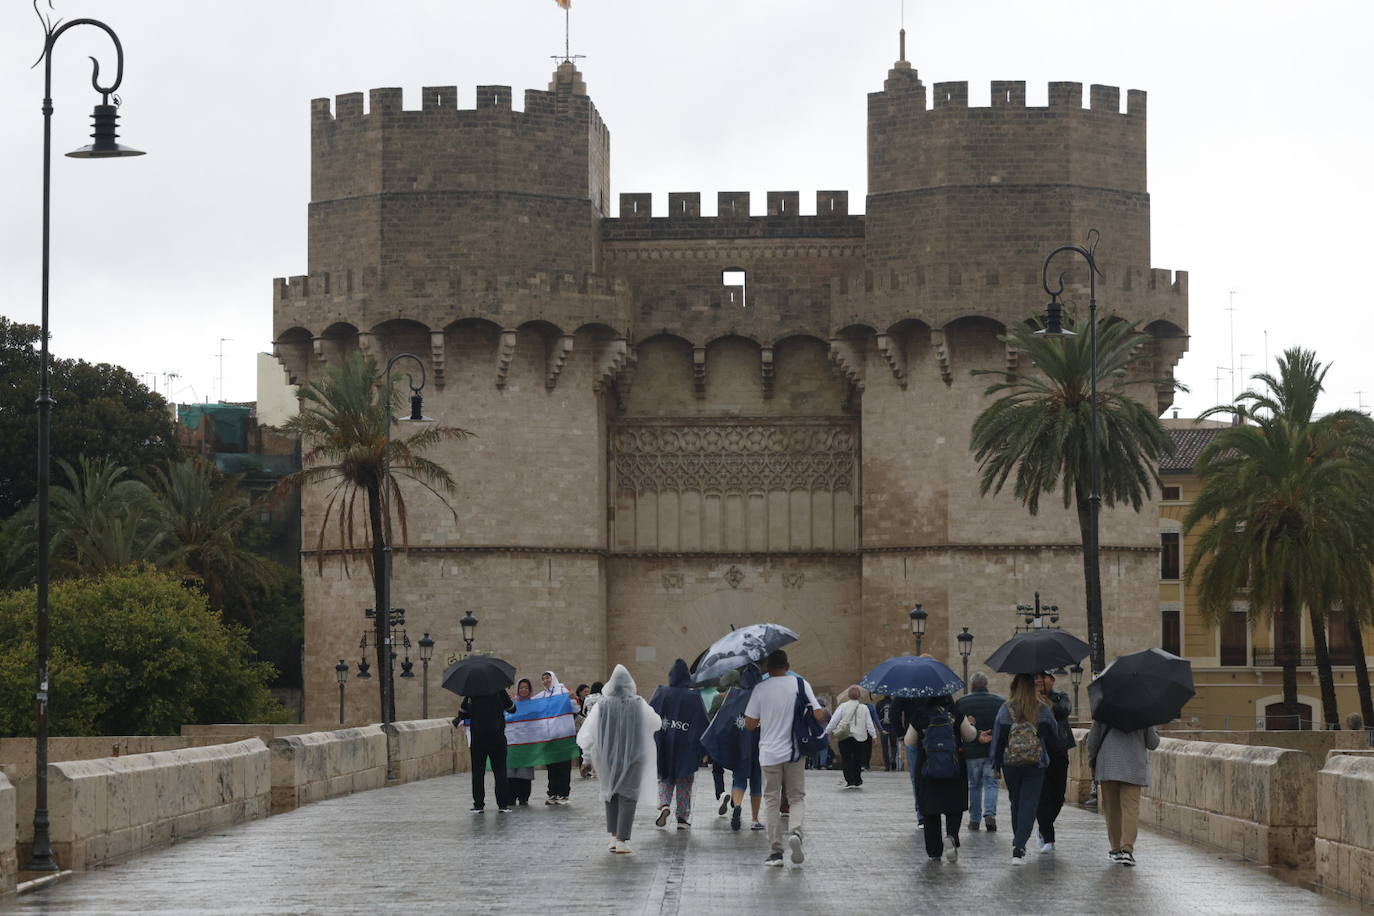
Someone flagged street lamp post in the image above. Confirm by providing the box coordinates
[375,353,430,777]
[1038,240,1105,674]
[908,603,927,656]
[419,633,435,718]
[1070,663,1084,718]
[30,10,145,873]
[460,612,479,655]
[1015,592,1060,632]
[957,627,974,694]
[335,659,349,725]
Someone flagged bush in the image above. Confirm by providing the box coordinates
[0,567,286,736]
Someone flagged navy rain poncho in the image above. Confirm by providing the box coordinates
[577,665,661,802]
[648,658,710,780]
[700,664,762,772]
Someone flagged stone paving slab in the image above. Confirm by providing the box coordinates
[2,770,1365,914]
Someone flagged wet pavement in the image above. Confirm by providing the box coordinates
[3,769,1364,914]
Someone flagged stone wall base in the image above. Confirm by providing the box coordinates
[1139,795,1313,869]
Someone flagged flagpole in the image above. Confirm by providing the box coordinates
[564,6,570,61]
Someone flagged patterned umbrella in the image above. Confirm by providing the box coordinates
[690,623,799,686]
[860,655,964,699]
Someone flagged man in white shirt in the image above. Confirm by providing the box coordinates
[744,649,829,867]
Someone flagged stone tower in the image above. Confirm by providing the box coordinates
[274,54,1188,725]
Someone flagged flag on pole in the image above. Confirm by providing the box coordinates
[553,0,570,9]
[501,693,578,768]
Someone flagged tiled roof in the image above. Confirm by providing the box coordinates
[1163,427,1225,473]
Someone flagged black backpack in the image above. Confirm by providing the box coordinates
[921,712,960,780]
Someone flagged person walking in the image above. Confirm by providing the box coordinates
[953,671,1003,832]
[1034,670,1076,852]
[988,672,1057,864]
[909,694,977,861]
[458,686,517,813]
[745,650,829,867]
[891,695,928,825]
[577,664,662,855]
[1086,719,1160,866]
[707,669,741,815]
[648,658,709,829]
[873,695,898,771]
[825,686,877,789]
[506,677,536,806]
[536,670,576,804]
[702,665,766,831]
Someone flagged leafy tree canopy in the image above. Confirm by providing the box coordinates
[0,567,286,736]
[0,316,180,518]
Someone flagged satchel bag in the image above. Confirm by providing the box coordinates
[791,678,829,760]
[832,700,861,742]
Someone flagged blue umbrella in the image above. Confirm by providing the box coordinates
[859,655,964,699]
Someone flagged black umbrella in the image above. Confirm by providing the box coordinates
[439,654,517,697]
[984,628,1091,674]
[1088,648,1195,731]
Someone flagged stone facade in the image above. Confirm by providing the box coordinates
[273,55,1189,724]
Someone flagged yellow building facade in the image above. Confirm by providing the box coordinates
[1159,418,1372,729]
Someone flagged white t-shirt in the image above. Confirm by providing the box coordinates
[745,674,820,767]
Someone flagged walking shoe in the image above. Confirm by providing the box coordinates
[1040,842,1055,853]
[1118,851,1136,867]
[984,816,997,832]
[655,806,671,827]
[750,822,766,831]
[1011,847,1026,864]
[764,852,784,867]
[731,805,742,831]
[788,831,805,864]
[470,806,484,813]
[517,799,529,807]
[928,855,943,861]
[968,819,980,831]
[545,797,558,806]
[612,840,633,854]
[1108,849,1122,861]
[718,794,731,816]
[609,835,618,850]
[945,837,959,862]
[498,807,513,814]
[915,819,924,828]
[676,817,691,830]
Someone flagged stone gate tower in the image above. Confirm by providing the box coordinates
[275,54,1188,725]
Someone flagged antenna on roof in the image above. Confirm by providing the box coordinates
[550,0,584,65]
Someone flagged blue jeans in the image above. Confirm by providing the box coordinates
[904,745,923,819]
[966,757,999,821]
[731,759,762,797]
[1002,765,1046,851]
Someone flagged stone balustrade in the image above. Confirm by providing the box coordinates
[1,771,15,896]
[1316,754,1374,903]
[385,719,465,783]
[267,725,388,814]
[47,738,271,871]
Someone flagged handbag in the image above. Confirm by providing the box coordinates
[791,678,829,760]
[832,700,861,742]
[903,723,919,748]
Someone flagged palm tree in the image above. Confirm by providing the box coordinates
[970,314,1178,672]
[1184,349,1374,729]
[276,352,471,720]
[144,457,282,619]
[49,456,167,576]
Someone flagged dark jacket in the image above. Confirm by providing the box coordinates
[1045,689,1076,754]
[874,697,897,735]
[952,687,1004,761]
[911,697,968,816]
[700,666,762,773]
[459,691,515,739]
[989,702,1058,770]
[649,658,710,780]
[890,696,931,738]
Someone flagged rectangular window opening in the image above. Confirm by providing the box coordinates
[1162,609,1181,656]
[722,269,747,308]
[1162,485,1181,501]
[1220,611,1248,666]
[1160,531,1180,580]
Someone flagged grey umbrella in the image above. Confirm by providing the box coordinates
[690,623,799,686]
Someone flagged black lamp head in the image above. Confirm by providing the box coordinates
[335,658,349,684]
[908,603,927,637]
[956,626,974,657]
[356,658,371,679]
[419,632,435,662]
[67,103,145,159]
[1036,295,1076,339]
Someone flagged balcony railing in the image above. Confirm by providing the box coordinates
[1251,648,1361,667]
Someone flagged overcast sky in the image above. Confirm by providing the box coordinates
[1,0,1369,414]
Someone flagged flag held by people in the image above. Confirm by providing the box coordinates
[504,693,578,768]
[553,0,570,8]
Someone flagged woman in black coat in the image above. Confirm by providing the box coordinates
[909,694,978,861]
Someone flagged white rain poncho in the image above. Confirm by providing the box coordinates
[577,664,661,802]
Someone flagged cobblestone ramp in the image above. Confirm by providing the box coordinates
[3,772,1362,914]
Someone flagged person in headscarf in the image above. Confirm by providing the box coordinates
[578,664,661,854]
[648,658,710,829]
[701,664,766,831]
[506,678,536,806]
[537,670,576,804]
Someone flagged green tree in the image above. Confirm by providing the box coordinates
[0,567,285,736]
[277,352,471,720]
[49,456,167,576]
[0,316,180,518]
[1185,349,1374,729]
[970,314,1178,672]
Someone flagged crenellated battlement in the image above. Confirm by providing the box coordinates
[604,190,863,241]
[310,82,610,136]
[873,78,1145,117]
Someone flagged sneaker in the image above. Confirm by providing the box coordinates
[676,818,691,830]
[928,855,943,861]
[731,805,742,832]
[498,807,513,814]
[984,816,997,832]
[557,796,571,805]
[609,835,618,850]
[916,819,925,828]
[545,797,558,806]
[1040,842,1055,854]
[655,806,671,827]
[1084,793,1098,808]
[1108,850,1122,861]
[470,806,484,813]
[718,795,731,816]
[1012,847,1026,864]
[613,840,633,855]
[788,831,805,864]
[968,819,980,831]
[945,836,959,862]
[1118,851,1136,867]
[764,852,784,867]
[750,822,766,831]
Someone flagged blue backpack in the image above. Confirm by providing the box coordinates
[921,712,961,780]
[790,678,829,760]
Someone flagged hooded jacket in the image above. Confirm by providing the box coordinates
[699,665,762,773]
[648,658,710,780]
[577,665,661,802]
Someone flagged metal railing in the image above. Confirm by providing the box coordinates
[1250,648,1362,667]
